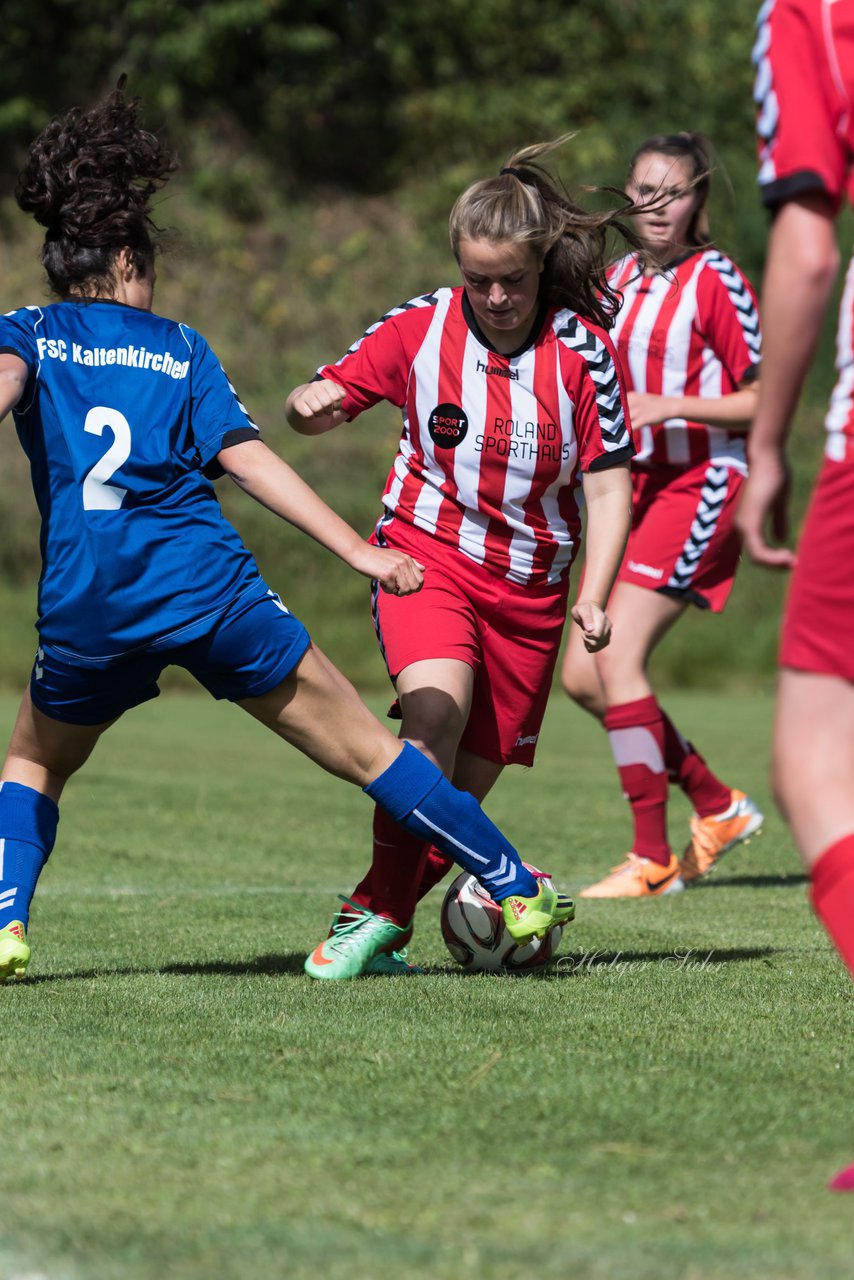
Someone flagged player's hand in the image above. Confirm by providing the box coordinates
[627,391,673,428]
[350,544,425,595]
[571,600,612,652]
[736,445,795,570]
[288,379,347,421]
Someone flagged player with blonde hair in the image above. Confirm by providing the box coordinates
[288,137,637,977]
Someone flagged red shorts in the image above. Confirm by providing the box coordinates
[781,456,854,681]
[370,516,569,766]
[617,462,744,613]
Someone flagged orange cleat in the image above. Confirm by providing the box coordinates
[580,852,683,899]
[680,790,764,884]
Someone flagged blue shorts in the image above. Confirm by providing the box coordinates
[30,583,312,726]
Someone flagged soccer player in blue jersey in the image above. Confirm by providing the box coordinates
[0,86,573,982]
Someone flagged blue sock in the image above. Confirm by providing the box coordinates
[364,743,538,902]
[0,782,59,930]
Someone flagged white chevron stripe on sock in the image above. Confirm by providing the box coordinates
[410,808,489,864]
[483,854,509,884]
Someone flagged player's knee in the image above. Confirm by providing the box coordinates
[399,707,465,771]
[3,749,79,793]
[562,668,597,711]
[402,735,454,776]
[355,742,399,790]
[561,662,605,718]
[46,751,86,784]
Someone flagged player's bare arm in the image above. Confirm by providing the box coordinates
[0,354,28,421]
[219,439,424,595]
[285,378,350,435]
[627,381,759,431]
[573,461,632,652]
[738,195,839,568]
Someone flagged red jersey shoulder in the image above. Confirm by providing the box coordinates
[551,308,626,399]
[695,250,758,309]
[551,307,619,362]
[694,250,762,374]
[754,0,854,208]
[551,307,633,467]
[331,288,447,365]
[606,253,641,292]
[316,289,447,414]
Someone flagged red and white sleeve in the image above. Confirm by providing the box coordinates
[754,0,848,210]
[566,320,635,473]
[697,259,762,387]
[317,302,434,420]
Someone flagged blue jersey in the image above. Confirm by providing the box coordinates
[0,300,262,664]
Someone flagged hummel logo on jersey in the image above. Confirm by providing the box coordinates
[476,359,519,380]
[515,734,539,747]
[627,560,664,580]
[428,403,468,448]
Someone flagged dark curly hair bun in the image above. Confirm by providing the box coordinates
[15,81,176,298]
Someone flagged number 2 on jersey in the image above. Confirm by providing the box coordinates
[82,406,131,510]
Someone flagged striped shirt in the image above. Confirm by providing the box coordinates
[754,0,854,210]
[607,250,761,472]
[318,286,632,586]
[754,0,854,455]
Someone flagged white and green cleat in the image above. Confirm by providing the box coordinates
[501,881,575,943]
[0,921,30,983]
[304,899,413,980]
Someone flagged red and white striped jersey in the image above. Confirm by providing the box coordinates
[607,250,761,472]
[318,286,632,586]
[754,0,854,211]
[754,0,854,455]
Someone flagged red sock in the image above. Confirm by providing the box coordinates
[811,835,854,979]
[350,806,427,927]
[415,846,455,902]
[659,708,731,817]
[604,696,670,864]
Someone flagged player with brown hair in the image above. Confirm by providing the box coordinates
[561,132,764,898]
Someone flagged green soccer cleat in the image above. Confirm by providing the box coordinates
[304,898,412,980]
[501,881,575,943]
[0,921,31,983]
[366,948,424,976]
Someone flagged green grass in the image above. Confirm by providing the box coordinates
[0,690,851,1280]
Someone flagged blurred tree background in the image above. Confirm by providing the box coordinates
[0,0,838,690]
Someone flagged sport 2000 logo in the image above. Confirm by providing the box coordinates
[428,402,468,449]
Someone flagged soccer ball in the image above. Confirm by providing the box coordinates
[440,866,564,973]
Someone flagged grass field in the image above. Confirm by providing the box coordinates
[0,688,851,1280]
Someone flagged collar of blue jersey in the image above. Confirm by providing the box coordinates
[65,296,151,314]
[460,291,550,359]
